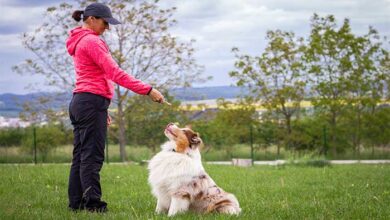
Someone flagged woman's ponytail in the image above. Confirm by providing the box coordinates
[72,10,84,22]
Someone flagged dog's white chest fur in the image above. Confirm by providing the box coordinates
[148,140,241,216]
[148,141,205,194]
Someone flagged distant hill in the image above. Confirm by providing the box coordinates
[0,92,72,117]
[170,86,250,100]
[0,86,250,117]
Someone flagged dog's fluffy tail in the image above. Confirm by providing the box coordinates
[206,197,241,215]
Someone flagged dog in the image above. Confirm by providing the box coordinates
[148,123,241,216]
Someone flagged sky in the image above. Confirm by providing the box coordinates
[0,0,389,94]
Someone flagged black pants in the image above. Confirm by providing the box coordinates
[68,92,110,209]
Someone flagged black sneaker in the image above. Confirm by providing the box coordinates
[85,200,108,213]
[68,204,85,212]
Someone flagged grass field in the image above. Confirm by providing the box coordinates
[1,164,389,219]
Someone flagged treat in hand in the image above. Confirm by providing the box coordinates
[163,100,172,106]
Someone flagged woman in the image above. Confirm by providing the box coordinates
[66,3,165,212]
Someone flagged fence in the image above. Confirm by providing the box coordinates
[1,125,390,164]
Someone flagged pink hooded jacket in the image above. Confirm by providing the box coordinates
[66,27,152,99]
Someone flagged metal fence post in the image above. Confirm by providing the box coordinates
[250,124,254,165]
[323,125,328,156]
[33,126,37,164]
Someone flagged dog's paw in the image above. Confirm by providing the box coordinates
[155,207,166,214]
[219,205,241,215]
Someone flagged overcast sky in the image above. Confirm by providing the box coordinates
[0,0,389,94]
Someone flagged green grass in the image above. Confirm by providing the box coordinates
[1,144,390,163]
[1,164,389,219]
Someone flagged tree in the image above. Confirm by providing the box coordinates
[305,14,346,153]
[0,128,25,147]
[124,93,187,153]
[253,116,279,155]
[18,93,70,124]
[362,106,390,155]
[345,28,388,155]
[305,14,389,154]
[21,124,66,162]
[230,30,306,149]
[192,99,257,157]
[13,0,208,161]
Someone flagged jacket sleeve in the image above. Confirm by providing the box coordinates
[85,37,152,95]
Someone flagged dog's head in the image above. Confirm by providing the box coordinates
[164,123,202,153]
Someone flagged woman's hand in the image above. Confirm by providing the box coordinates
[148,88,165,104]
[107,114,112,126]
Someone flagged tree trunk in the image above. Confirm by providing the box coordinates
[285,114,292,149]
[330,110,337,155]
[356,108,361,158]
[115,33,128,162]
[286,115,292,135]
[116,91,127,162]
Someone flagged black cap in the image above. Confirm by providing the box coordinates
[84,3,121,25]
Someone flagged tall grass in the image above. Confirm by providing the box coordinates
[1,144,390,163]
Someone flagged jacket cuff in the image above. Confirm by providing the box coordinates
[146,87,153,95]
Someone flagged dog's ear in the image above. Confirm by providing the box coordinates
[190,133,202,148]
[190,136,201,145]
[183,129,202,148]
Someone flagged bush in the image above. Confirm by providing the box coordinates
[284,152,331,167]
[21,125,66,161]
[0,128,25,147]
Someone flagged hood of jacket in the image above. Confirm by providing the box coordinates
[66,27,97,56]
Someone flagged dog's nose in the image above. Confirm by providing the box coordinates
[166,123,174,128]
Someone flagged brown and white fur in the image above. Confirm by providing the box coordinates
[148,123,241,216]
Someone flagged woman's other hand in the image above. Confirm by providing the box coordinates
[107,114,112,126]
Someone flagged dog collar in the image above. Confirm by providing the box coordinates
[171,148,194,158]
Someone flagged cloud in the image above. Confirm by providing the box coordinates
[0,0,389,93]
[0,34,25,53]
[0,1,63,94]
[0,24,25,35]
[160,0,389,87]
[0,48,48,94]
[0,4,49,35]
[0,0,63,7]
